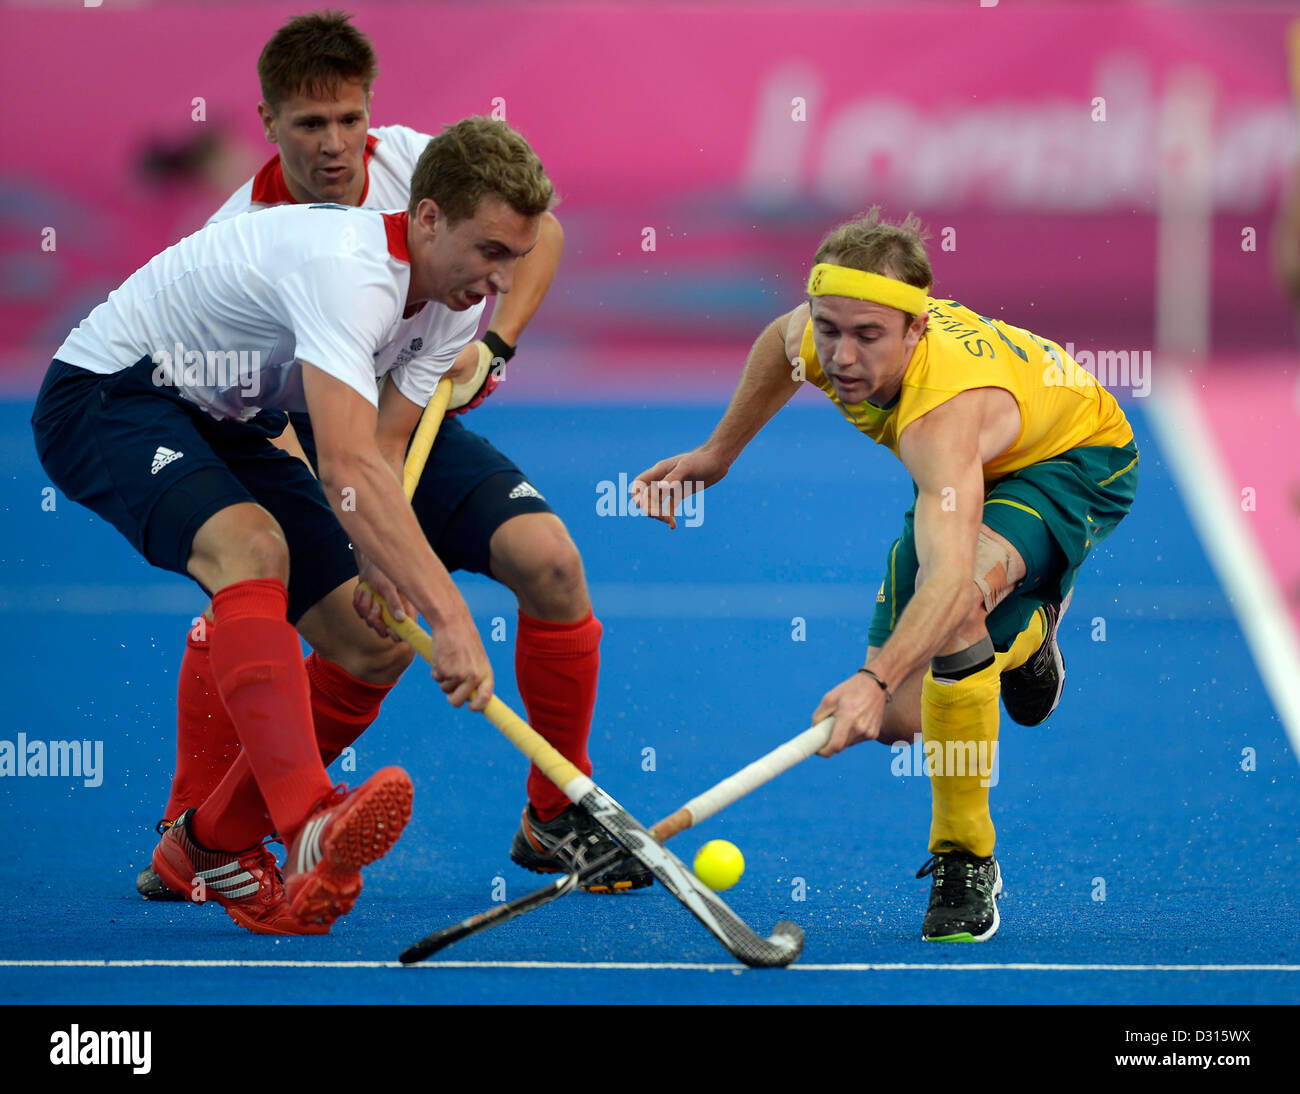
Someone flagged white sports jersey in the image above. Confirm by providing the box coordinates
[55,203,481,421]
[208,125,432,225]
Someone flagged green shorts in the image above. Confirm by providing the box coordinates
[867,441,1139,651]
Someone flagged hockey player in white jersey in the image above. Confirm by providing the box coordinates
[133,11,654,904]
[34,118,552,934]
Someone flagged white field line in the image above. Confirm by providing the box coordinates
[1,960,1297,973]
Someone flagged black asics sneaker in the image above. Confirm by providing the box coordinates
[1001,598,1067,726]
[510,804,654,893]
[136,819,184,901]
[916,851,1003,942]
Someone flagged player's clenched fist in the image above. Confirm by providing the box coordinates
[429,611,494,711]
[354,550,414,641]
[631,447,729,529]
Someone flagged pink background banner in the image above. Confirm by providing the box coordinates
[1,1,1297,389]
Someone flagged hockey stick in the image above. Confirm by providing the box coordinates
[354,374,451,614]
[398,717,832,962]
[376,376,802,965]
[383,609,804,966]
[371,374,800,961]
[401,377,453,500]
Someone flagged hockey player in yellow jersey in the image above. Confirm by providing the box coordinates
[633,209,1138,942]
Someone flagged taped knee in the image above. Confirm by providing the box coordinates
[973,529,1017,615]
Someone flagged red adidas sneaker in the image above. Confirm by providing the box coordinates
[283,766,414,929]
[151,810,327,936]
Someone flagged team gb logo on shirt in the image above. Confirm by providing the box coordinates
[393,338,423,369]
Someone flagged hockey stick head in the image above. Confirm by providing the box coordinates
[579,789,804,968]
[398,869,582,964]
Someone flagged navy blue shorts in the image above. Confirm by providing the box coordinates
[32,358,357,624]
[289,411,555,576]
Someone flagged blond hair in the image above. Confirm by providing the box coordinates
[814,207,933,294]
[408,118,554,224]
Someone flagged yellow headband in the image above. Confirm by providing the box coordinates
[807,263,929,315]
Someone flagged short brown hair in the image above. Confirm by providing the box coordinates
[258,10,378,109]
[408,117,555,224]
[813,207,934,293]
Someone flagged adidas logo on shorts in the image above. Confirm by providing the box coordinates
[508,482,544,502]
[151,446,184,475]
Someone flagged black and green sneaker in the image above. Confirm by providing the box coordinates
[510,804,654,893]
[916,850,1003,942]
[136,819,184,901]
[1001,597,1067,727]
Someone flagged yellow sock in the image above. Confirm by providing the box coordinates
[997,607,1046,674]
[922,659,1001,858]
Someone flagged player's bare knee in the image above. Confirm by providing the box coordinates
[189,507,290,589]
[877,715,921,747]
[229,526,290,584]
[862,647,923,744]
[311,627,411,685]
[879,685,922,743]
[341,636,413,686]
[295,580,413,683]
[526,536,585,605]
[496,518,589,618]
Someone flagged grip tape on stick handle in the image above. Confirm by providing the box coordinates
[648,717,834,841]
[389,591,834,836]
[361,375,451,618]
[402,377,453,501]
[383,607,589,796]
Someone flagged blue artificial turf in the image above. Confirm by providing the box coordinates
[1,397,1296,1004]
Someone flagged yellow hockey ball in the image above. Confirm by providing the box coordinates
[693,839,745,891]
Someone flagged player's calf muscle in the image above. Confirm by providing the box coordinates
[869,648,925,744]
[186,503,290,591]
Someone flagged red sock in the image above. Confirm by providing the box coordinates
[516,610,600,820]
[192,754,273,851]
[306,652,395,765]
[163,619,242,820]
[184,653,393,850]
[191,579,332,850]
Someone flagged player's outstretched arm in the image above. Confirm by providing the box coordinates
[302,362,493,709]
[814,395,984,755]
[633,305,805,528]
